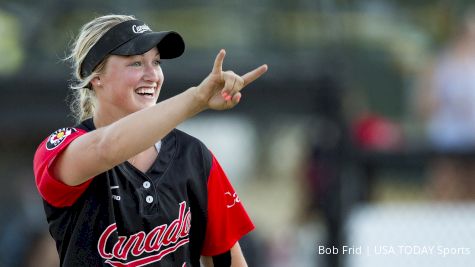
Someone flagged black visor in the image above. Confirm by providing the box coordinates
[80,20,185,77]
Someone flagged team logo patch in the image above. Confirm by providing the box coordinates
[46,128,77,150]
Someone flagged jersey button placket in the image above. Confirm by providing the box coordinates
[139,178,158,215]
[143,181,151,189]
[143,182,154,204]
[145,195,154,203]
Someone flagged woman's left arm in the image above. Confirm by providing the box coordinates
[201,242,248,267]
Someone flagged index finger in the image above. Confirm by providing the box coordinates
[242,64,268,87]
[212,49,226,74]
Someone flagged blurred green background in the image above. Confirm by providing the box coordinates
[1,0,475,266]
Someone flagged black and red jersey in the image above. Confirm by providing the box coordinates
[33,118,254,266]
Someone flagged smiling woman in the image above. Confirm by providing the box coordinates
[93,48,165,118]
[32,14,267,267]
[67,15,184,124]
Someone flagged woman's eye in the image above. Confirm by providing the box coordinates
[131,61,142,67]
[153,60,162,66]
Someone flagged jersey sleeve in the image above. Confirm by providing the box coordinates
[201,154,255,256]
[33,127,93,208]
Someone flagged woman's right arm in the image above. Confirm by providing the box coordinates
[53,50,267,186]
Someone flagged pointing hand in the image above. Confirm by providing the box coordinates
[194,49,268,110]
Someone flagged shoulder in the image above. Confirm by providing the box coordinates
[172,128,213,168]
[173,128,208,150]
[34,126,88,174]
[40,127,86,151]
[40,119,93,149]
[34,120,94,163]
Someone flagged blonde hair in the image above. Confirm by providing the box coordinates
[66,14,136,123]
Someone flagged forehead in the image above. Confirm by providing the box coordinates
[109,47,160,61]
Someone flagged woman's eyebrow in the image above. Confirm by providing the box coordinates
[121,52,160,60]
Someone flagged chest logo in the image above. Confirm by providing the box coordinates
[97,201,191,266]
[46,128,77,150]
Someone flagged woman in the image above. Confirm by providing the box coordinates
[33,14,267,266]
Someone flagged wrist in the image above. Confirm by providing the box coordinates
[187,86,208,113]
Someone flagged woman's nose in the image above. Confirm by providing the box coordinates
[144,64,161,82]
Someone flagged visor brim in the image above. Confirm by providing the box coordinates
[110,31,185,59]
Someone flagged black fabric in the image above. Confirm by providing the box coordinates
[44,119,212,266]
[80,20,185,77]
[212,251,231,267]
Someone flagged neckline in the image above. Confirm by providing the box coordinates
[122,131,176,180]
[125,140,161,174]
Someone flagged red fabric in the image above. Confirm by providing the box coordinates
[33,128,93,208]
[352,113,403,151]
[201,155,255,256]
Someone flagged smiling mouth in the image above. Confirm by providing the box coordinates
[135,87,155,97]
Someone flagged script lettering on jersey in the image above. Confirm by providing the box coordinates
[97,201,191,266]
[224,191,240,208]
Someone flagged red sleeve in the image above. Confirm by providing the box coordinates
[201,154,255,256]
[33,127,93,208]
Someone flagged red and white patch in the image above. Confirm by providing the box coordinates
[46,128,77,150]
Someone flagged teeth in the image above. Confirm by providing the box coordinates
[136,87,154,94]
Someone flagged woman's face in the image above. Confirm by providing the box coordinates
[95,47,164,117]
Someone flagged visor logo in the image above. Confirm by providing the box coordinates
[132,24,151,34]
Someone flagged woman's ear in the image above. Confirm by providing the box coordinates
[91,76,102,88]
